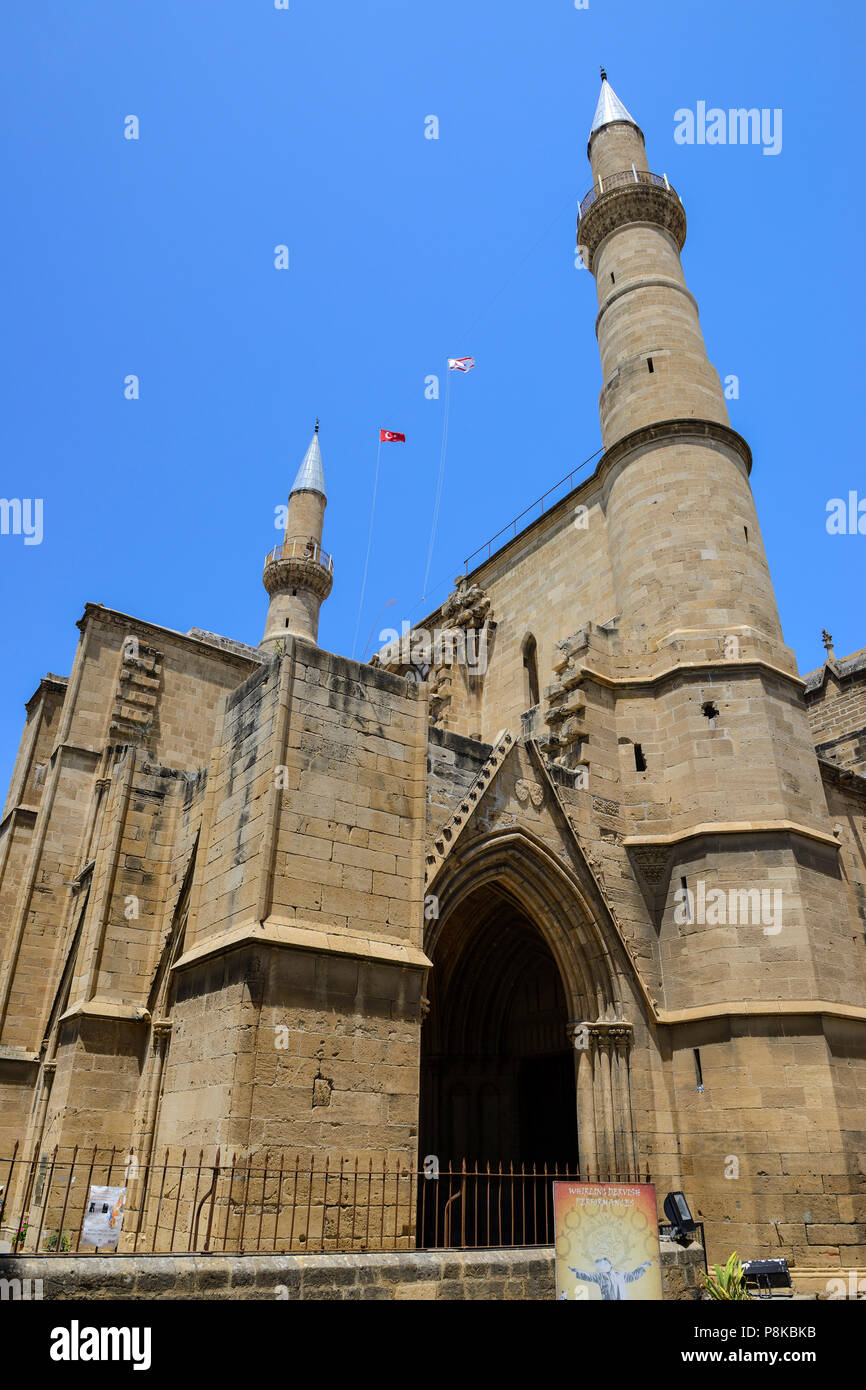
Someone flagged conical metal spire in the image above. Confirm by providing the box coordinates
[590,71,638,138]
[290,420,326,499]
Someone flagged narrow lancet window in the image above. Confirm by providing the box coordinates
[522,635,540,709]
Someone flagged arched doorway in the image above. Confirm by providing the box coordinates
[419,884,579,1169]
[419,827,641,1246]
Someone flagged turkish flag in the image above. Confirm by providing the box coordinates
[379,429,405,443]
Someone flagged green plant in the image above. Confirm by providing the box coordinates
[704,1251,750,1300]
[44,1229,70,1253]
[11,1219,28,1250]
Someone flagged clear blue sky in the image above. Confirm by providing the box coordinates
[1,0,863,792]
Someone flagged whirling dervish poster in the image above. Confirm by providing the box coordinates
[553,1182,663,1301]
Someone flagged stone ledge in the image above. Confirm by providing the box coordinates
[580,658,805,693]
[77,603,262,667]
[172,918,432,975]
[623,819,840,852]
[595,276,699,336]
[598,416,752,479]
[657,999,866,1027]
[0,1044,40,1065]
[1,1242,705,1301]
[57,999,150,1026]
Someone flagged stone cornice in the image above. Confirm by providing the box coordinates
[624,819,840,853]
[172,917,432,974]
[0,805,38,837]
[597,417,753,483]
[816,726,866,753]
[817,757,866,800]
[596,276,699,337]
[58,999,151,1025]
[569,995,866,1033]
[25,674,68,714]
[578,657,804,693]
[77,603,262,667]
[656,999,866,1028]
[0,1044,40,1065]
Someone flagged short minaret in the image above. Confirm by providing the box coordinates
[260,422,334,650]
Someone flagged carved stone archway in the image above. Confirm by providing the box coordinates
[424,828,639,1180]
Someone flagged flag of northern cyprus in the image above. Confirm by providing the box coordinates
[448,357,475,372]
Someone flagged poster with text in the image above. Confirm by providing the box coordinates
[81,1185,126,1250]
[553,1181,663,1301]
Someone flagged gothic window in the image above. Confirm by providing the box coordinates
[522,635,540,709]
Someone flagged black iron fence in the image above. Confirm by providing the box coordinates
[0,1144,650,1256]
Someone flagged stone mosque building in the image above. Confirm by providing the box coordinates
[1,77,864,1282]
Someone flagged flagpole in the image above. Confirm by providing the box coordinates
[352,432,383,660]
[423,360,452,601]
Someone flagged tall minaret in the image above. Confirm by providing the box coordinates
[260,421,333,650]
[577,72,855,1017]
[579,70,782,647]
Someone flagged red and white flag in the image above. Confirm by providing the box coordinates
[379,428,406,443]
[448,357,475,372]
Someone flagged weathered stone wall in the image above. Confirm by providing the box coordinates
[2,83,866,1305]
[658,1019,866,1270]
[1,676,66,820]
[155,639,431,1165]
[429,484,617,749]
[426,727,493,841]
[820,765,866,940]
[0,608,260,1163]
[1,1241,705,1300]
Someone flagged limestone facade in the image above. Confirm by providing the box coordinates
[1,80,864,1281]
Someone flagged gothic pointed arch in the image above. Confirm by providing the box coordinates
[427,824,622,1023]
[422,827,641,1181]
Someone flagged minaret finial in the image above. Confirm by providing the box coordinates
[589,73,638,141]
[289,424,327,498]
[315,418,320,434]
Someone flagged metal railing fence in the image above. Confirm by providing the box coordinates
[0,1144,650,1257]
[578,168,675,219]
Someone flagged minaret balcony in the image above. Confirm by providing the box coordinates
[265,538,333,571]
[263,538,334,599]
[577,169,686,269]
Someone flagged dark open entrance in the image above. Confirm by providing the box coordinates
[419,886,578,1244]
